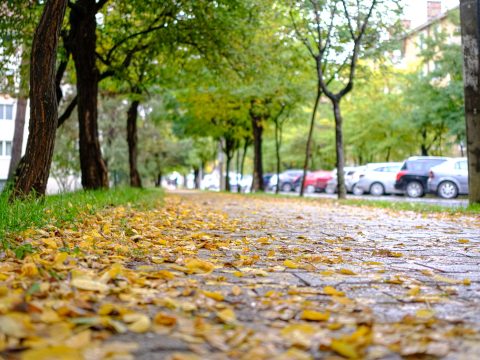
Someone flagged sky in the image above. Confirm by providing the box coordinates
[404,0,459,28]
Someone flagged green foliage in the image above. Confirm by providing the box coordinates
[402,9,464,155]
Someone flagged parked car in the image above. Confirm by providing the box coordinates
[325,167,358,194]
[345,166,367,195]
[293,170,333,193]
[427,158,468,199]
[356,162,403,196]
[394,156,450,198]
[263,173,274,190]
[269,169,304,192]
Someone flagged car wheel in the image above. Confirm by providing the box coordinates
[406,181,424,198]
[369,182,385,196]
[437,181,458,199]
[352,184,364,195]
[306,185,315,194]
[281,183,292,192]
[325,186,336,194]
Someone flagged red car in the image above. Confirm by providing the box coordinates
[294,170,333,193]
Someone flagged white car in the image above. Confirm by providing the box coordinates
[356,162,403,196]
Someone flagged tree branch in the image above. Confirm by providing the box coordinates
[57,95,78,128]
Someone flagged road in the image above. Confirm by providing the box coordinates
[274,190,470,208]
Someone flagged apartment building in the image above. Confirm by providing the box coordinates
[0,95,27,189]
[400,1,460,70]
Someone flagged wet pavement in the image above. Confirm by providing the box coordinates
[112,191,480,359]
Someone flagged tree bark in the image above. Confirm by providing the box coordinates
[333,100,346,199]
[155,171,163,187]
[127,99,142,188]
[193,167,200,189]
[70,0,109,190]
[300,88,321,197]
[240,138,249,191]
[10,0,67,199]
[250,104,264,192]
[460,0,480,204]
[8,97,27,181]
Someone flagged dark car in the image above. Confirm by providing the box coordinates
[394,156,450,198]
[269,169,304,192]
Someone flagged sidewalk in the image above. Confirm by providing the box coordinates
[1,191,479,359]
[114,191,480,359]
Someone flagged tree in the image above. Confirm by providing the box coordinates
[404,13,464,157]
[10,0,68,199]
[459,0,480,204]
[291,0,398,199]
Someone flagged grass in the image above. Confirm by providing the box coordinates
[241,191,480,215]
[0,187,163,255]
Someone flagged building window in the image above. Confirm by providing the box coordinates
[0,141,3,156]
[5,141,12,156]
[0,104,14,120]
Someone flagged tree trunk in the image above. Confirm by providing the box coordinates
[300,88,321,197]
[155,171,163,187]
[333,100,346,199]
[250,113,264,192]
[240,139,249,190]
[236,148,241,193]
[193,167,200,189]
[70,0,109,190]
[10,0,67,200]
[274,120,281,195]
[127,99,142,188]
[225,153,232,192]
[8,97,27,181]
[460,0,480,204]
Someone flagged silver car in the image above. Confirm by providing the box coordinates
[325,167,362,194]
[427,158,468,199]
[356,162,403,196]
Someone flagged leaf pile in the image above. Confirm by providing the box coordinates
[0,193,479,359]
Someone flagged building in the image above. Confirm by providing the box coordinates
[400,1,460,70]
[0,95,79,193]
[0,94,28,189]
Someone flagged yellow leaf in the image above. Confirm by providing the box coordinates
[153,312,177,326]
[123,313,151,333]
[432,274,461,284]
[327,323,344,330]
[463,278,471,286]
[54,252,68,265]
[65,330,91,348]
[40,309,61,324]
[185,258,215,274]
[300,310,330,321]
[21,262,39,277]
[407,286,421,296]
[217,308,236,324]
[202,290,224,301]
[21,346,83,360]
[42,238,58,249]
[338,268,357,275]
[231,286,242,296]
[284,259,299,269]
[71,278,109,292]
[323,286,345,297]
[416,309,435,319]
[0,314,30,338]
[281,324,317,336]
[458,239,470,244]
[331,339,359,359]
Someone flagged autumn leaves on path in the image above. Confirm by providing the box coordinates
[1,192,480,359]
